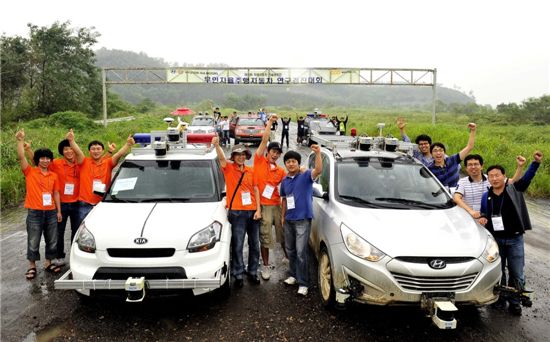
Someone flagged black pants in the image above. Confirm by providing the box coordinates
[281,130,289,147]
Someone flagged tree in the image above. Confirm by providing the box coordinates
[0,35,30,119]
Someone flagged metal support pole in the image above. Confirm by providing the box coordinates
[102,68,107,127]
[432,68,437,125]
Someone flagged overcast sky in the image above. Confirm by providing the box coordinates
[2,0,549,106]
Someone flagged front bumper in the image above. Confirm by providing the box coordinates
[329,244,502,306]
[55,241,230,297]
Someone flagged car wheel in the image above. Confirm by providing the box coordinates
[216,270,231,300]
[318,248,335,307]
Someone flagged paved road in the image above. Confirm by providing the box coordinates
[2,124,550,341]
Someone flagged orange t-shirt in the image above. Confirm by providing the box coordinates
[79,156,114,205]
[222,162,257,211]
[22,166,60,210]
[253,154,286,206]
[50,158,80,203]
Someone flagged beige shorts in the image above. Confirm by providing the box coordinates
[260,204,284,248]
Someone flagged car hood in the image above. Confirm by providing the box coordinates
[84,202,223,250]
[336,206,487,258]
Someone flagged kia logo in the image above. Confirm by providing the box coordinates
[428,259,446,269]
[134,237,148,245]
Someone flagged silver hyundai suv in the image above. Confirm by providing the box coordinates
[308,140,501,326]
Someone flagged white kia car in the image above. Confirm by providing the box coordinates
[307,136,501,328]
[55,133,230,301]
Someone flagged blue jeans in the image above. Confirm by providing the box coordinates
[26,209,58,261]
[78,201,95,223]
[222,130,230,145]
[57,202,81,258]
[228,210,260,279]
[284,219,311,287]
[496,235,525,304]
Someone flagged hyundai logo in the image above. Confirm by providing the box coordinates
[428,259,446,269]
[134,237,148,245]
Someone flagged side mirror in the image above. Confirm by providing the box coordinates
[312,183,328,201]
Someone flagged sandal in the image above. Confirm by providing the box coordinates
[45,264,61,274]
[25,267,37,280]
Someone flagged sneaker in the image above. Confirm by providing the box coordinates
[260,265,271,280]
[248,273,261,284]
[509,303,522,316]
[297,286,308,296]
[234,278,244,288]
[491,298,507,310]
[281,257,289,265]
[53,258,65,267]
[283,276,297,285]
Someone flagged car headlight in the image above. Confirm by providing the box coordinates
[482,234,499,263]
[340,223,385,262]
[76,223,96,253]
[187,221,222,253]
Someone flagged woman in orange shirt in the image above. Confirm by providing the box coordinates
[16,129,62,280]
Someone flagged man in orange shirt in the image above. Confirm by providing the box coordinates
[254,114,287,281]
[16,129,62,280]
[71,134,135,222]
[212,136,261,287]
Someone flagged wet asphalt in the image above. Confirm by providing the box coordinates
[2,124,550,341]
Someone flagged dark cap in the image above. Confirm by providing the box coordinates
[267,142,283,153]
[283,150,301,164]
[230,144,252,161]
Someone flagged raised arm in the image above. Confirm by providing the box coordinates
[458,123,477,161]
[396,117,411,142]
[311,144,323,179]
[509,155,527,184]
[15,129,29,171]
[112,135,135,165]
[66,129,85,165]
[257,114,278,157]
[23,141,35,166]
[212,136,227,168]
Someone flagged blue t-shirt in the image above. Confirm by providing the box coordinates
[280,169,314,221]
[428,153,461,188]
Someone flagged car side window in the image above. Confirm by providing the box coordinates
[308,153,331,192]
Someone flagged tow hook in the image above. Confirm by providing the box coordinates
[421,293,458,329]
[125,277,146,302]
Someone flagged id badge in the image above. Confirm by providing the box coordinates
[262,185,275,199]
[93,179,105,192]
[42,193,52,206]
[64,183,75,195]
[287,195,296,210]
[492,216,505,231]
[241,191,252,205]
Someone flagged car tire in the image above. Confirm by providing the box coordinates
[318,248,336,307]
[75,290,92,304]
[216,270,231,300]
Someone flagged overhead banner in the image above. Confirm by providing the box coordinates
[166,68,434,85]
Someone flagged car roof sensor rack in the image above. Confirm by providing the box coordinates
[132,130,214,156]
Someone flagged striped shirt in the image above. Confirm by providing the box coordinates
[455,175,490,211]
[428,153,461,188]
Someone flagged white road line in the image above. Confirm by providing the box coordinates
[0,231,26,242]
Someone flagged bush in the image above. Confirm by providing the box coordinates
[48,111,98,130]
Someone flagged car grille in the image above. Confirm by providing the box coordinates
[394,256,475,264]
[107,248,175,258]
[93,267,186,280]
[391,272,478,292]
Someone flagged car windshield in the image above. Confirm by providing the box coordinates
[238,118,264,126]
[190,117,214,126]
[336,158,453,209]
[104,160,218,203]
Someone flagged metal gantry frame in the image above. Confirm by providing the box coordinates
[101,67,437,126]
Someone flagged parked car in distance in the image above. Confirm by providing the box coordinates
[186,115,217,144]
[304,113,338,145]
[307,136,501,328]
[229,115,266,145]
[55,129,231,302]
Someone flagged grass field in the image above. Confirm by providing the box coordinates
[1,109,548,208]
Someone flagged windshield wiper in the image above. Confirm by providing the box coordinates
[338,195,387,208]
[138,198,191,203]
[374,197,449,209]
[104,195,138,203]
